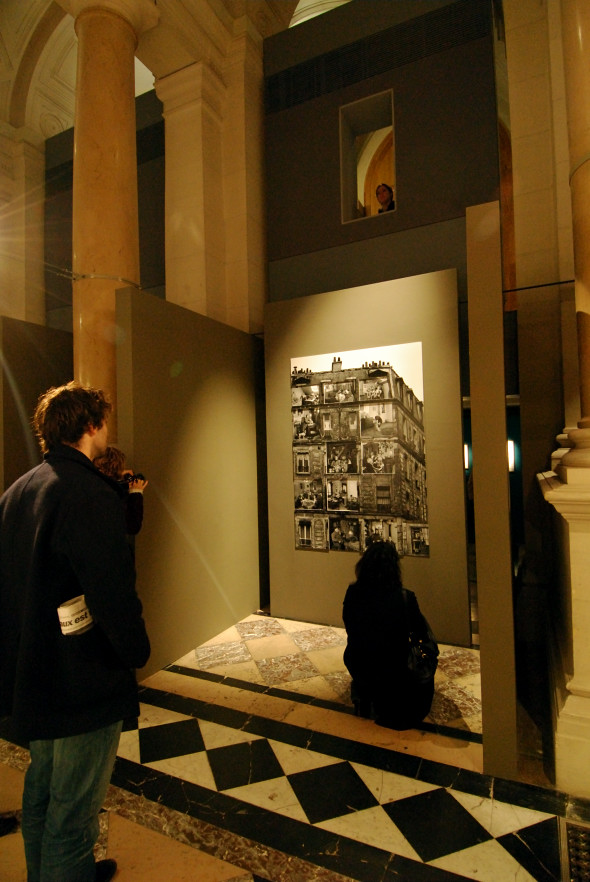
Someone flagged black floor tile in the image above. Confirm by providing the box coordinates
[138,718,205,764]
[207,738,284,791]
[383,787,491,863]
[388,854,481,881]
[287,761,378,824]
[497,817,562,882]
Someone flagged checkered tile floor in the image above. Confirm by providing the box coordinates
[109,615,576,882]
[1,615,581,881]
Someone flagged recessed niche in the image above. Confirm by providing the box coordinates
[340,90,395,223]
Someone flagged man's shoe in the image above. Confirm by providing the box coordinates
[95,858,117,882]
[0,816,19,836]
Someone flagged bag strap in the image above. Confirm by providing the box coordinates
[401,588,416,636]
[402,588,426,640]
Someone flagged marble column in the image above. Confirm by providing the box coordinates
[561,0,590,460]
[155,62,226,324]
[70,0,158,438]
[537,0,590,798]
[223,26,266,334]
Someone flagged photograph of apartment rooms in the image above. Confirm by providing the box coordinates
[291,347,429,555]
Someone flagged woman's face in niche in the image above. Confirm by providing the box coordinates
[376,185,392,207]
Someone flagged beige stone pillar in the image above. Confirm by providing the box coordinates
[155,63,226,323]
[536,0,590,798]
[0,126,45,325]
[561,0,590,462]
[70,0,158,437]
[223,26,267,334]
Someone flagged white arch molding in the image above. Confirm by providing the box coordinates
[290,0,352,28]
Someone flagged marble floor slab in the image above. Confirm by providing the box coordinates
[174,614,484,739]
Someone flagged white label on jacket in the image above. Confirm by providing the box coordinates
[57,594,94,635]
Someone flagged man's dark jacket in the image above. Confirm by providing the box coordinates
[0,444,150,741]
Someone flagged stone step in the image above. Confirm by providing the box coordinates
[0,762,253,882]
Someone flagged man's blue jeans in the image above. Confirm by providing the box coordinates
[22,721,122,882]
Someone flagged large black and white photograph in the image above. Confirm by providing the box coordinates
[291,345,429,556]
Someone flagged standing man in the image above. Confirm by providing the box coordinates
[0,382,150,882]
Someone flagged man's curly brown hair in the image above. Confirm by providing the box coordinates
[32,381,112,455]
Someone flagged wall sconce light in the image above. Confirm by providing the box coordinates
[464,441,517,471]
[507,439,515,472]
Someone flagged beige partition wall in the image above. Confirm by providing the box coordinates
[467,201,517,779]
[265,269,470,645]
[116,289,262,677]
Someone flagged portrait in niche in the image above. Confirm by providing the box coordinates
[327,476,359,511]
[359,376,391,400]
[326,441,359,474]
[291,345,429,556]
[329,516,361,552]
[362,440,397,474]
[292,408,321,441]
[341,90,396,222]
[294,478,324,511]
[292,384,320,407]
[319,406,359,441]
[359,402,396,437]
[293,444,325,477]
[323,381,356,404]
[295,513,328,551]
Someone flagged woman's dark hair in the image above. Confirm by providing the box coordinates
[32,381,112,454]
[94,445,126,479]
[375,183,393,200]
[355,539,402,592]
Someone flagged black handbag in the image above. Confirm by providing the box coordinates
[403,589,439,684]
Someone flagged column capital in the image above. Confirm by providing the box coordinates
[59,0,159,36]
[155,62,225,122]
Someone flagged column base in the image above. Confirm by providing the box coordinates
[539,465,590,799]
[560,427,590,469]
[555,692,590,798]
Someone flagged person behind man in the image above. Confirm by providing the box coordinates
[0,382,151,882]
[93,445,148,536]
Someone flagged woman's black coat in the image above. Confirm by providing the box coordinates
[343,580,434,728]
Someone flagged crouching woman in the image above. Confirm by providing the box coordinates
[343,540,436,730]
